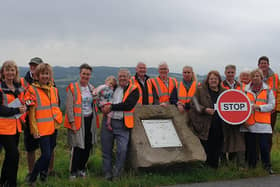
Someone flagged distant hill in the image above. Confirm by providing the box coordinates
[19,66,206,111]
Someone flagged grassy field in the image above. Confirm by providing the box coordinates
[1,114,280,187]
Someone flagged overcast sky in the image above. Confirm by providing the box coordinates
[1,0,280,75]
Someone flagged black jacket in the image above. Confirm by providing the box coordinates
[111,83,139,111]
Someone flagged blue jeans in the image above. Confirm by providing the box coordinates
[29,132,57,182]
[101,117,130,175]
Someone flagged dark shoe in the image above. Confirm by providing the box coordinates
[40,171,48,182]
[266,167,274,175]
[112,168,122,180]
[104,172,112,181]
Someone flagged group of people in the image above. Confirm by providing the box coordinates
[0,56,279,186]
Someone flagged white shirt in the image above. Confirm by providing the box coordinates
[112,86,124,120]
[81,85,93,117]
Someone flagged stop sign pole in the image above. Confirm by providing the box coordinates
[215,89,252,125]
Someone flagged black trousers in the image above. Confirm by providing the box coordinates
[71,115,93,173]
[0,134,19,187]
[201,121,223,169]
[245,132,271,168]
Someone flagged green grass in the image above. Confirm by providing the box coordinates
[1,114,280,187]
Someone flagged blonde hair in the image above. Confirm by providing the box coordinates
[250,68,264,80]
[34,63,53,82]
[105,75,117,86]
[0,60,20,83]
[183,65,197,81]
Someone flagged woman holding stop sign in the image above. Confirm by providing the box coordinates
[241,68,275,174]
[189,70,226,168]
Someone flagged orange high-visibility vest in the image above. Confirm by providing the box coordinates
[28,85,62,136]
[246,89,271,125]
[265,73,279,109]
[151,77,178,103]
[20,77,29,90]
[122,83,138,128]
[64,82,100,130]
[0,83,24,135]
[177,81,198,104]
[221,81,244,91]
[130,76,153,104]
[277,81,280,112]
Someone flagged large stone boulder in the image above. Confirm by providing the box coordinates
[129,105,206,168]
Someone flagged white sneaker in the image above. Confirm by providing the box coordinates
[78,170,86,178]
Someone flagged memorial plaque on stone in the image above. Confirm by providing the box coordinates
[129,105,206,168]
[142,119,182,148]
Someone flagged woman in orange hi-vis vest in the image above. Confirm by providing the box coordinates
[240,68,275,174]
[25,63,62,186]
[0,60,26,187]
[170,65,200,112]
[64,64,99,179]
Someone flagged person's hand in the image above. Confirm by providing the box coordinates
[205,108,215,115]
[252,104,260,111]
[33,134,40,139]
[70,122,77,133]
[19,105,27,114]
[160,102,168,107]
[243,122,250,129]
[177,104,185,113]
[102,104,111,114]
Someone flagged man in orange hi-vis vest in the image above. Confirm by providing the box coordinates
[170,65,200,112]
[150,62,178,106]
[101,69,139,181]
[257,56,279,152]
[130,62,155,105]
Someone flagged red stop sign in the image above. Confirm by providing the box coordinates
[216,89,252,125]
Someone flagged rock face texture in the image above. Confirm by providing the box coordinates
[129,105,206,168]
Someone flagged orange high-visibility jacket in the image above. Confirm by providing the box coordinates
[0,83,25,135]
[130,76,153,104]
[64,82,99,130]
[20,77,29,90]
[26,85,62,136]
[277,81,280,112]
[221,80,245,91]
[151,77,178,104]
[265,73,279,109]
[122,83,138,128]
[246,89,271,125]
[177,81,198,104]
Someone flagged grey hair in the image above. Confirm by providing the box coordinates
[158,61,169,69]
[118,68,131,77]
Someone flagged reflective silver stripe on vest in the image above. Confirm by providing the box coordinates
[153,78,169,97]
[74,104,82,107]
[37,117,54,123]
[2,93,8,106]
